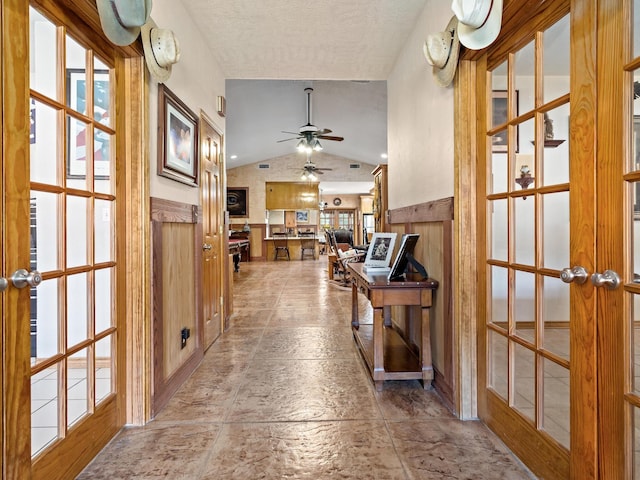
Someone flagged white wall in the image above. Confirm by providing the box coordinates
[148,0,226,203]
[387,1,455,209]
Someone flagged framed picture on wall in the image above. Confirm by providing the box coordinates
[492,90,519,153]
[157,84,199,187]
[66,68,111,179]
[296,210,308,223]
[634,116,640,219]
[227,187,248,217]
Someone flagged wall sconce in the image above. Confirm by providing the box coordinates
[515,164,534,198]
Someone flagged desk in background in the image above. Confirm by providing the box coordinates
[347,262,438,391]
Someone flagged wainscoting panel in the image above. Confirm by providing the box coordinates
[388,197,454,410]
[151,197,203,416]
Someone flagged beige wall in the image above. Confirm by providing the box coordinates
[227,152,377,224]
[387,1,454,209]
[147,0,226,203]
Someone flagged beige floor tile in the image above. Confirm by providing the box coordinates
[79,258,535,479]
[200,420,407,480]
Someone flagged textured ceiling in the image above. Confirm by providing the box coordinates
[182,0,428,80]
[180,1,430,193]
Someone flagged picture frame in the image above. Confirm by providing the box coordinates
[227,187,249,217]
[492,90,519,153]
[364,232,397,268]
[296,210,309,223]
[66,68,111,179]
[157,84,199,187]
[634,116,640,219]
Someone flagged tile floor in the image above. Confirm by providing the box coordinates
[78,258,535,479]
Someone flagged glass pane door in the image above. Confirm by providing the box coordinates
[481,13,572,475]
[29,6,117,459]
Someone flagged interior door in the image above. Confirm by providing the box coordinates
[200,113,223,348]
[477,8,582,479]
[477,1,638,477]
[16,4,125,478]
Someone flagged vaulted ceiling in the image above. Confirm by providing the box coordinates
[180,1,430,178]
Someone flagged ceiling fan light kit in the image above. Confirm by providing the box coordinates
[278,87,344,153]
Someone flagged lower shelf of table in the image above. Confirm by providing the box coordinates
[351,323,424,382]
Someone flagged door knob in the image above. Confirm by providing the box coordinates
[11,269,42,289]
[591,270,621,290]
[560,266,588,284]
[202,243,212,251]
[0,277,7,292]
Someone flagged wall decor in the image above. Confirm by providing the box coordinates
[158,84,199,187]
[66,68,111,179]
[227,187,248,217]
[492,90,519,153]
[296,210,309,223]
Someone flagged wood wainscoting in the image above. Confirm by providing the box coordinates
[387,197,454,411]
[151,197,204,416]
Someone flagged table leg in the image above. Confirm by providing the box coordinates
[373,307,384,390]
[351,280,359,328]
[233,253,240,272]
[421,306,433,389]
[383,306,392,327]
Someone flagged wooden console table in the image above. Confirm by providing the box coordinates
[347,262,438,391]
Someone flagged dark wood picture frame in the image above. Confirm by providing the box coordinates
[157,84,199,187]
[227,187,249,217]
[492,90,519,153]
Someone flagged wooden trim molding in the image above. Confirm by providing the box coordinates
[388,197,454,224]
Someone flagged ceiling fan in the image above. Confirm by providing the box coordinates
[278,87,344,152]
[299,153,332,181]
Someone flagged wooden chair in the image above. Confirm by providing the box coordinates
[272,232,290,260]
[326,230,364,285]
[299,229,316,260]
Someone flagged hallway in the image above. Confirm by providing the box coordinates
[78,259,535,479]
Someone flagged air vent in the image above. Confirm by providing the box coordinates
[349,164,361,169]
[258,164,270,169]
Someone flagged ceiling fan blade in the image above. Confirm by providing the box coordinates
[315,168,333,171]
[318,135,344,141]
[277,138,298,143]
[281,131,300,135]
[315,128,332,135]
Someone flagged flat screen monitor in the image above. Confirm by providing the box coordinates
[387,233,422,281]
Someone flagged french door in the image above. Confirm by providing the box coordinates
[476,0,639,477]
[2,2,132,477]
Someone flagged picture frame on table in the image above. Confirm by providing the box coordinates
[492,90,519,153]
[364,232,397,268]
[157,84,199,187]
[227,187,249,217]
[66,68,111,179]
